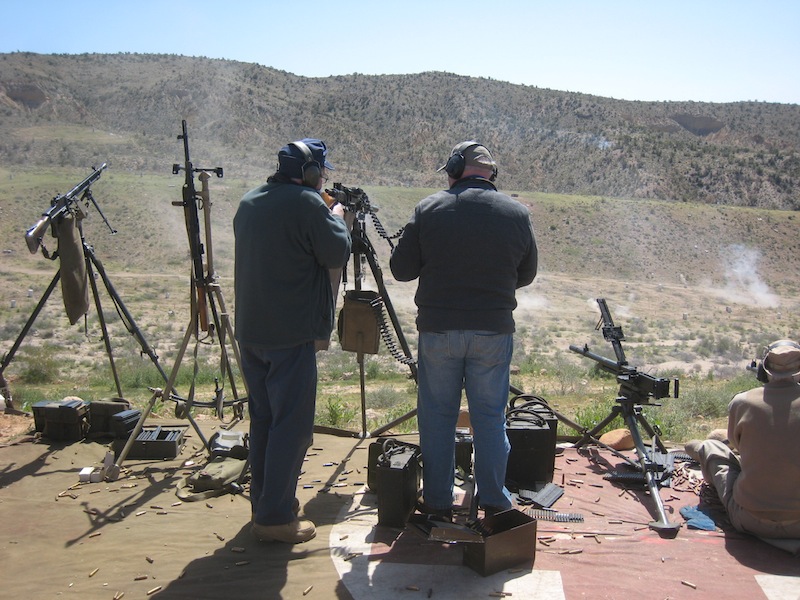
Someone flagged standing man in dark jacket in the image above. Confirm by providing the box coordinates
[390,141,537,518]
[234,138,351,543]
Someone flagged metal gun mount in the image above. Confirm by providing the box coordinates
[568,298,682,536]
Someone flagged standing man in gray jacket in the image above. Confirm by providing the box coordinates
[390,141,538,519]
[234,138,351,543]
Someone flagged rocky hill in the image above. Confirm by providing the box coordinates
[1,52,800,395]
[1,52,799,209]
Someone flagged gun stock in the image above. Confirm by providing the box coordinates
[25,216,52,253]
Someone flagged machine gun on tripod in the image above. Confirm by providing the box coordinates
[2,164,166,416]
[568,298,682,536]
[110,120,246,478]
[322,183,417,438]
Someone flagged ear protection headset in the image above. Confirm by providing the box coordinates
[289,140,322,188]
[443,141,498,181]
[753,339,800,383]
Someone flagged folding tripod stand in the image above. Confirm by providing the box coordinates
[110,121,247,478]
[320,184,417,439]
[1,166,168,416]
[564,298,681,536]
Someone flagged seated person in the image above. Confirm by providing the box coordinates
[685,340,800,539]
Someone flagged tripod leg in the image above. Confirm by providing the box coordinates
[574,405,623,449]
[207,284,244,409]
[106,387,162,480]
[635,408,668,454]
[359,238,418,436]
[85,254,123,398]
[86,247,169,382]
[623,409,680,535]
[358,351,367,437]
[1,273,60,413]
[162,311,210,450]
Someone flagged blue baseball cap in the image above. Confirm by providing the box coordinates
[277,138,334,178]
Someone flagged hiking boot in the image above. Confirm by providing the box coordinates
[251,498,300,523]
[252,519,316,544]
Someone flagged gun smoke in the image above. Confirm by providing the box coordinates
[720,244,779,308]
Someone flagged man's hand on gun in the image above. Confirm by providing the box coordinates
[324,189,356,228]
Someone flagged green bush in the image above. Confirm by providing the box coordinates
[18,345,60,384]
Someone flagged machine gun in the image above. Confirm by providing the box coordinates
[569,299,677,405]
[325,182,377,215]
[569,298,681,536]
[317,182,416,437]
[25,163,113,254]
[172,120,222,332]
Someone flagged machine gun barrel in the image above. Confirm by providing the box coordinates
[25,163,108,253]
[569,343,621,374]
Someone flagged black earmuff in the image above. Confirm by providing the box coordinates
[443,141,498,182]
[755,362,769,383]
[289,140,322,188]
[443,141,474,179]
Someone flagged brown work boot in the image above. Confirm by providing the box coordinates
[252,519,316,544]
[251,498,301,523]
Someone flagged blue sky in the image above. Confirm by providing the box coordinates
[2,0,798,104]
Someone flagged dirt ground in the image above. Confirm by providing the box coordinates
[0,411,35,445]
[2,417,798,600]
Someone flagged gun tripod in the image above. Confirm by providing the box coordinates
[110,121,247,479]
[318,185,417,439]
[559,298,681,536]
[0,218,167,416]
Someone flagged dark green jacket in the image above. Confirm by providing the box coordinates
[233,180,351,349]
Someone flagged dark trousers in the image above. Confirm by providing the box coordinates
[241,342,316,526]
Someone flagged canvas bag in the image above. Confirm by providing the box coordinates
[337,289,381,354]
[176,456,247,501]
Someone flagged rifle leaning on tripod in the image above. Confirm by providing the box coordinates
[172,120,223,333]
[25,163,115,255]
[569,298,681,535]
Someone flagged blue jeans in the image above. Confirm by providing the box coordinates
[417,330,513,511]
[240,342,316,526]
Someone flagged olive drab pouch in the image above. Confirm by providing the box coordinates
[337,290,381,354]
